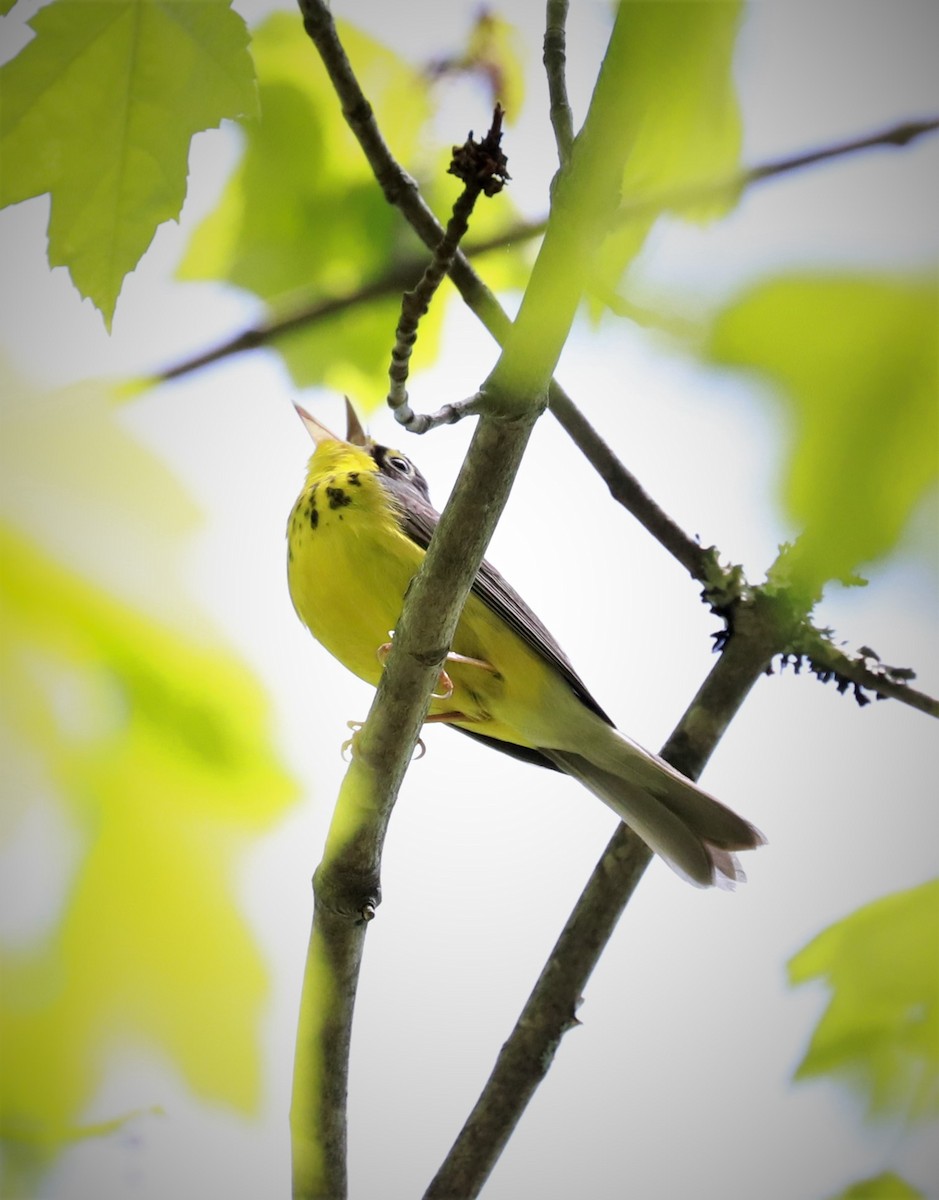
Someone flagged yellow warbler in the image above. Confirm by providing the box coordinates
[287,403,762,886]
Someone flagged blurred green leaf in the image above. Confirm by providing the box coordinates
[178,13,527,404]
[0,0,257,328]
[178,14,433,401]
[0,365,200,619]
[707,274,938,595]
[789,881,939,1123]
[828,1173,925,1200]
[0,371,299,1179]
[594,0,744,301]
[0,523,298,1170]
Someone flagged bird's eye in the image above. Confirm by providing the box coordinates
[387,455,412,475]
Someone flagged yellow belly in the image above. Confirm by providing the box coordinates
[287,476,420,687]
[287,470,588,754]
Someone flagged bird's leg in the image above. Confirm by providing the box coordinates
[444,651,497,672]
[376,637,495,701]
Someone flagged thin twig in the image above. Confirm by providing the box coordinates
[424,590,794,1199]
[153,223,536,386]
[614,115,939,227]
[389,108,509,428]
[746,115,939,184]
[546,385,714,582]
[544,0,574,167]
[154,117,938,384]
[786,628,939,718]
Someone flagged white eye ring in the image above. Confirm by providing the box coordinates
[388,455,411,474]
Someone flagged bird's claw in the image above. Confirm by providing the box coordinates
[341,720,364,761]
[431,669,454,700]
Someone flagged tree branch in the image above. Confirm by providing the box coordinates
[608,115,939,231]
[289,2,661,1194]
[786,626,939,718]
[424,590,793,1199]
[154,117,938,384]
[544,0,574,167]
[290,414,536,1200]
[389,108,509,431]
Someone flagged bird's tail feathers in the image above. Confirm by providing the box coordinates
[543,735,763,888]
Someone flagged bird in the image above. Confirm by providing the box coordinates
[286,400,763,887]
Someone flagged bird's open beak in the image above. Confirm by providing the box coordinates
[294,404,340,446]
[294,397,369,447]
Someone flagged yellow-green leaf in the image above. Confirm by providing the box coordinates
[0,364,200,615]
[707,275,938,595]
[178,13,526,404]
[0,0,257,327]
[0,369,298,1177]
[828,1173,926,1200]
[0,522,298,1170]
[594,0,744,299]
[789,881,939,1123]
[178,14,431,401]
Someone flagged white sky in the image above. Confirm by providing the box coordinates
[1,2,938,1199]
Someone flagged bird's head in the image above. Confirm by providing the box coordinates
[295,398,431,502]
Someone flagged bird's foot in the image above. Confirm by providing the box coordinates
[377,637,494,700]
[342,717,426,761]
[341,720,363,761]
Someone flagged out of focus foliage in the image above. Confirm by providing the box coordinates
[178,11,528,399]
[789,881,939,1122]
[708,275,938,595]
[0,379,298,1189]
[827,1173,926,1200]
[594,0,744,296]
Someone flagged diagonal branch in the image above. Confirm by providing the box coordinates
[424,589,794,1199]
[785,627,939,718]
[610,115,939,230]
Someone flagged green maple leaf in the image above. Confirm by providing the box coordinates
[0,0,257,327]
[789,881,939,1123]
[707,274,938,594]
[592,0,745,301]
